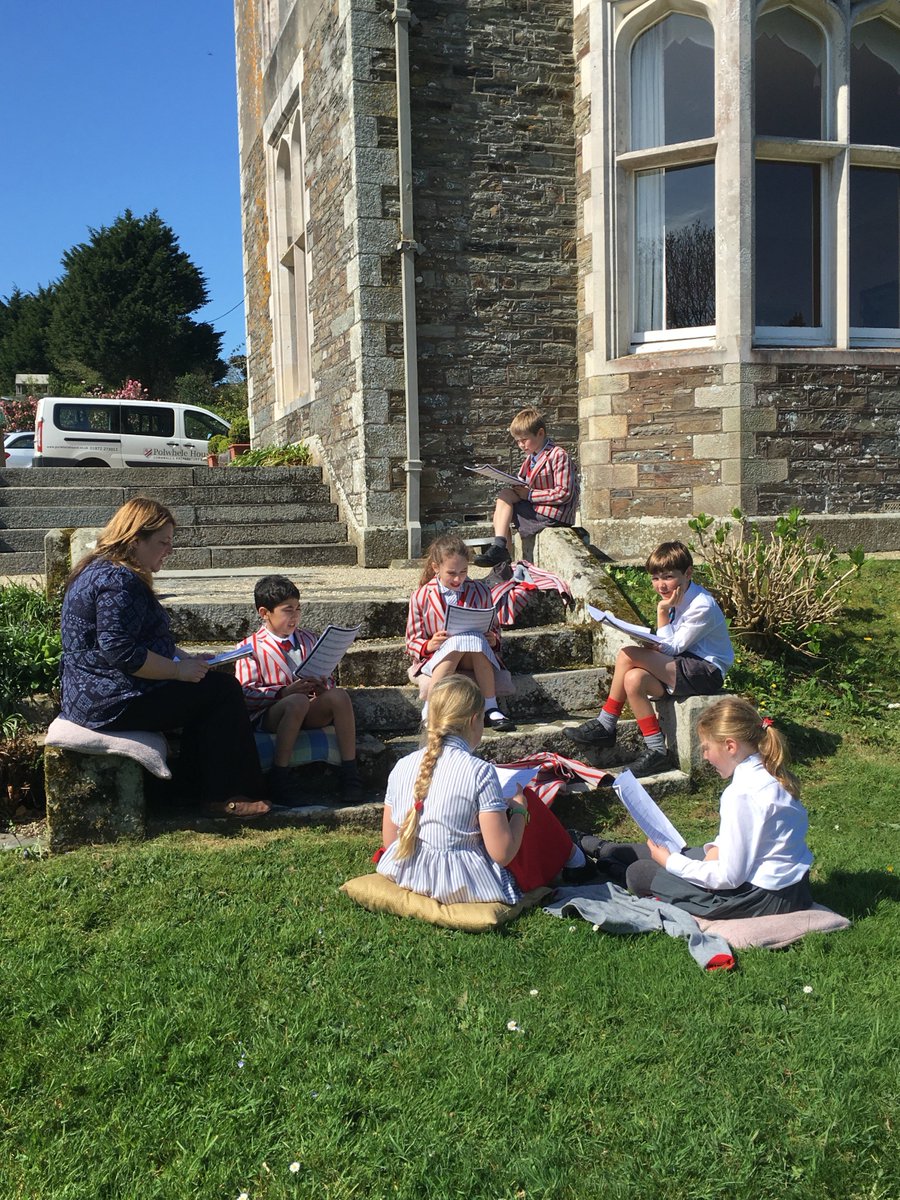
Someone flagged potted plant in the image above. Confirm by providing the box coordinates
[207,434,230,467]
[228,413,251,460]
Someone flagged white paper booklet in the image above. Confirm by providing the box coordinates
[464,464,524,487]
[611,769,685,853]
[206,645,254,667]
[444,604,496,636]
[586,604,665,647]
[493,765,541,799]
[290,624,361,679]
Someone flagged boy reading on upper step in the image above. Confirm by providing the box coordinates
[234,574,363,804]
[564,541,734,778]
[473,407,579,568]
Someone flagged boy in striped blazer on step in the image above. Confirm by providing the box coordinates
[234,575,362,804]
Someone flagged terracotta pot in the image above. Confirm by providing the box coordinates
[206,453,219,467]
[229,443,251,460]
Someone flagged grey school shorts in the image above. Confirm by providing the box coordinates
[667,652,725,698]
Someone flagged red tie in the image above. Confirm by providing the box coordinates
[280,639,293,652]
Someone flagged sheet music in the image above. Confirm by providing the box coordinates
[493,765,541,799]
[586,604,665,647]
[291,624,361,679]
[206,645,254,667]
[611,769,685,853]
[444,604,496,636]
[464,463,525,487]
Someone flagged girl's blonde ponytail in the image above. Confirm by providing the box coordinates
[697,697,800,798]
[393,675,484,860]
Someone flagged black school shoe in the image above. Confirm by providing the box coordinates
[628,747,671,778]
[485,708,517,732]
[473,543,511,567]
[563,719,616,749]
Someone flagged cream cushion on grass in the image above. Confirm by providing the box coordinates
[340,872,549,932]
[44,717,171,779]
[694,903,850,949]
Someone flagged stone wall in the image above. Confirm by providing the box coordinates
[754,363,900,515]
[407,0,580,528]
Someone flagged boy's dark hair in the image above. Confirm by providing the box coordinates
[254,574,300,611]
[508,407,547,438]
[645,541,693,574]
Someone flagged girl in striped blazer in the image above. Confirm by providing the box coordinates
[406,534,515,732]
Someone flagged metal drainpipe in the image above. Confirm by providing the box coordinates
[392,0,422,561]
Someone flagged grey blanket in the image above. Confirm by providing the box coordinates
[544,882,735,971]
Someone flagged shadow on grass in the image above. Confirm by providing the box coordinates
[813,869,900,921]
[768,715,841,765]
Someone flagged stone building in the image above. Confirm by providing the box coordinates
[234,0,900,565]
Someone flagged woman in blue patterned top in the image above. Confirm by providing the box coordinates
[61,498,269,818]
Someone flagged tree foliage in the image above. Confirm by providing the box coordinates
[47,210,224,396]
[0,287,56,396]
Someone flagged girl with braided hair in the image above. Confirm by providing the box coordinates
[582,697,814,917]
[377,675,585,904]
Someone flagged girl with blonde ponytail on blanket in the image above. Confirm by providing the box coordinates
[378,676,587,904]
[585,696,814,917]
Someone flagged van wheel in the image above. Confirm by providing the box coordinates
[79,459,111,467]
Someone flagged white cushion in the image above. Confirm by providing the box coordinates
[44,717,171,779]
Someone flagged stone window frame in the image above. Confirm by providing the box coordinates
[263,65,314,420]
[613,0,719,355]
[753,0,900,349]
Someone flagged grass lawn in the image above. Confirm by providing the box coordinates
[1,570,899,1200]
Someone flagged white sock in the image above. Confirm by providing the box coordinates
[565,845,587,868]
[484,697,497,711]
[421,701,428,721]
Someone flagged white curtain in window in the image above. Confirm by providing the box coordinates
[632,25,665,331]
[635,171,665,331]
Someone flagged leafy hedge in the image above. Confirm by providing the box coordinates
[0,584,61,721]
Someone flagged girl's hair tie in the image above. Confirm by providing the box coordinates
[761,717,774,729]
[413,800,424,812]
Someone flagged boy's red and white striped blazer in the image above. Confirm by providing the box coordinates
[518,437,578,524]
[405,577,502,666]
[234,626,334,718]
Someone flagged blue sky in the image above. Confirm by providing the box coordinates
[1,0,247,358]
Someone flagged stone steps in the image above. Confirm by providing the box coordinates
[0,463,360,576]
[166,587,567,644]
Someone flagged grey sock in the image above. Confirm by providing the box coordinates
[597,710,618,733]
[643,731,667,754]
[492,536,507,548]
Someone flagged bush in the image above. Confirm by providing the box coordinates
[0,584,62,721]
[688,508,864,655]
[229,442,312,468]
[207,434,230,457]
[228,412,251,444]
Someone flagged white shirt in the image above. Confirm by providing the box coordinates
[655,580,734,676]
[666,754,813,891]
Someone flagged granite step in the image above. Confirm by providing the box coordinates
[164,543,359,572]
[1,521,350,555]
[0,503,341,529]
[1,465,326,487]
[0,482,333,507]
[164,587,567,644]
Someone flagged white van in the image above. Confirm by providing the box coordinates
[33,397,231,468]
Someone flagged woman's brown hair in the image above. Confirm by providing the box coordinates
[696,696,800,798]
[394,675,484,860]
[66,497,176,592]
[419,533,470,587]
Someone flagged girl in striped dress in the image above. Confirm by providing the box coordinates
[406,534,515,732]
[377,676,587,904]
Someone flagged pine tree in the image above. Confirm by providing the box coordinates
[49,210,224,396]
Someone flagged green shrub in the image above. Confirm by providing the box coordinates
[207,433,230,456]
[0,584,62,720]
[229,442,312,468]
[688,508,864,655]
[228,412,251,444]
